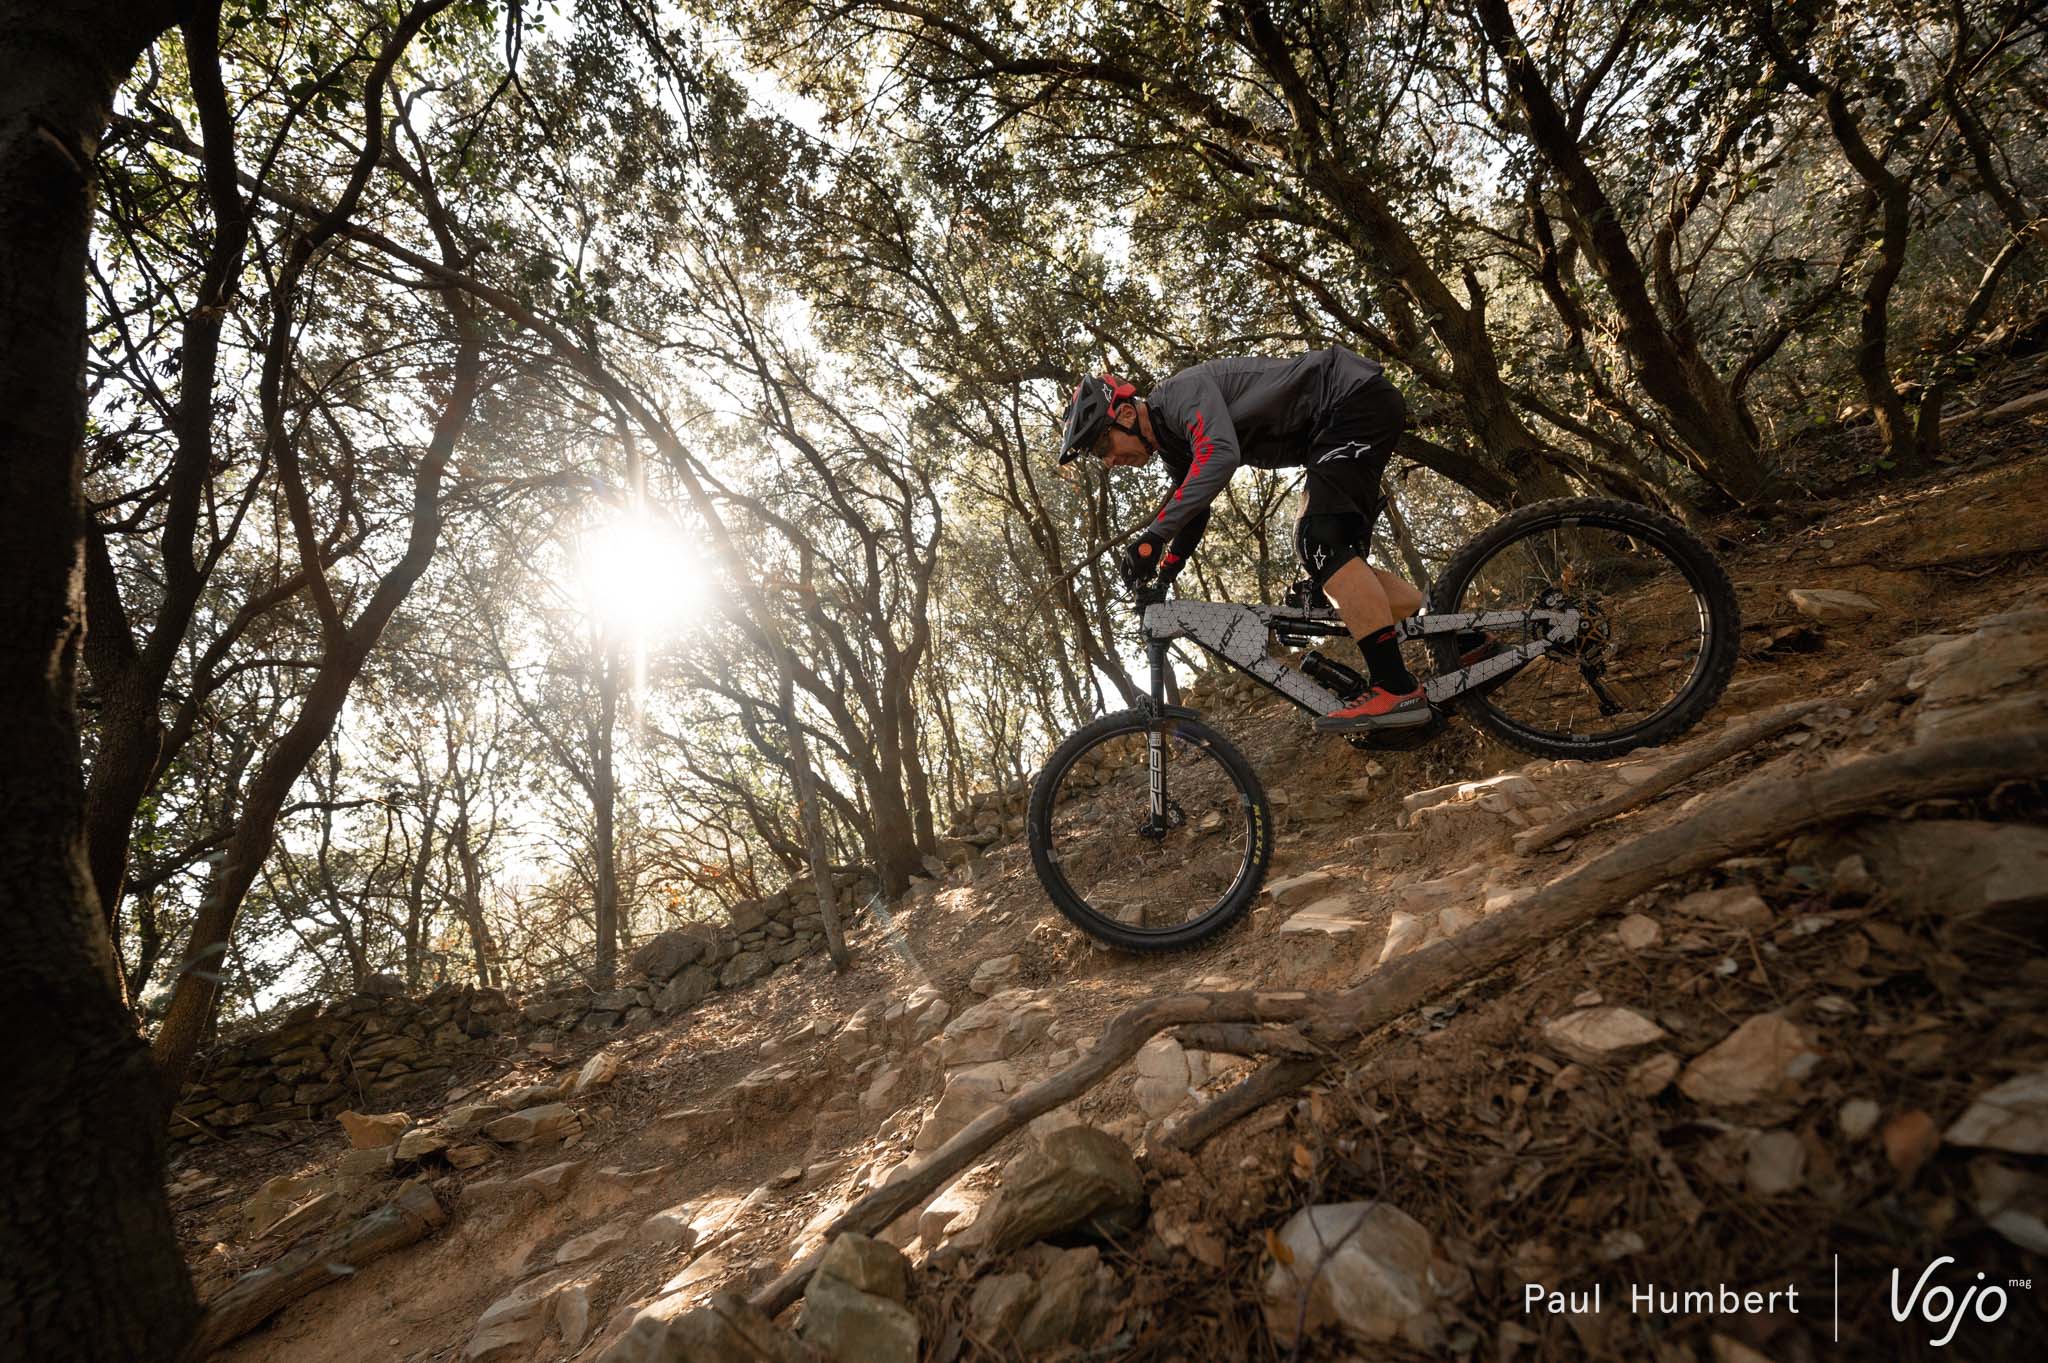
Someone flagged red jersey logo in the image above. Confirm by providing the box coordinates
[1159,410,1216,518]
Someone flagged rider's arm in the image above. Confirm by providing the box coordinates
[1150,375,1240,544]
[1163,506,1210,577]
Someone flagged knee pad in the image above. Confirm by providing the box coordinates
[1294,514,1368,587]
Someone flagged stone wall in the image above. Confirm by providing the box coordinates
[170,868,880,1143]
[171,982,518,1143]
[937,784,1028,865]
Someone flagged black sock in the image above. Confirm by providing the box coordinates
[1358,626,1417,694]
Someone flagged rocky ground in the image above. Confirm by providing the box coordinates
[165,398,2048,1362]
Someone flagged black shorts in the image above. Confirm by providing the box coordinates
[1293,378,1407,585]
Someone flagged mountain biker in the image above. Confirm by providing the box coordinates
[1058,346,1448,733]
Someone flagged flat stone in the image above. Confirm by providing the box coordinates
[1908,611,2048,742]
[638,1202,700,1248]
[483,1102,580,1146]
[338,1110,410,1149]
[970,954,1022,996]
[467,1268,587,1362]
[1679,1014,1822,1106]
[1788,588,1880,622]
[1280,895,1368,937]
[1947,1070,2048,1155]
[514,1160,588,1199]
[1676,887,1772,930]
[1617,914,1661,950]
[1266,871,1335,906]
[1013,1244,1110,1351]
[442,1103,507,1133]
[395,1127,449,1161]
[339,1145,395,1178]
[629,925,720,980]
[1542,1008,1668,1064]
[1262,1202,1442,1348]
[556,1219,632,1266]
[1746,1130,1807,1195]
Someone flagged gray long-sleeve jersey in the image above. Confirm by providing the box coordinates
[1146,347,1384,559]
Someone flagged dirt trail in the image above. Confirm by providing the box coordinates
[171,438,2048,1363]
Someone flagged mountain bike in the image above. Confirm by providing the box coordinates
[1025,497,1740,951]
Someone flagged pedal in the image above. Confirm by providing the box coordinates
[1344,708,1448,751]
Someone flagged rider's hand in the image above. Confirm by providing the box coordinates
[1121,531,1166,589]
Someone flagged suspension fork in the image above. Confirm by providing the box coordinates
[1146,639,1169,827]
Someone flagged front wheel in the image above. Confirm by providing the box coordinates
[1027,709,1272,951]
[1427,497,1740,760]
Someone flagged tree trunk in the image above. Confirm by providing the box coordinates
[778,669,849,967]
[1474,0,1778,504]
[0,2,200,1357]
[152,314,480,1092]
[591,632,621,984]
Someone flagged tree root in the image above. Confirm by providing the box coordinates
[750,731,2048,1319]
[1511,698,1829,855]
[180,1180,448,1360]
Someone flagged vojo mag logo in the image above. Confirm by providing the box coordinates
[1890,1256,2020,1348]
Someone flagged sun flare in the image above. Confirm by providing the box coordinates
[577,512,707,638]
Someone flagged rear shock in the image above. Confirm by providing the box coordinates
[1300,649,1369,702]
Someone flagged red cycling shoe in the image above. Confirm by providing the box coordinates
[1314,685,1432,733]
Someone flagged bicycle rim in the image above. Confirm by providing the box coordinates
[1442,510,1718,748]
[1037,718,1263,944]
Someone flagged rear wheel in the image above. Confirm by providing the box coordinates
[1027,709,1271,951]
[1426,497,1739,760]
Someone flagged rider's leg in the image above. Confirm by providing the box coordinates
[1373,566,1423,619]
[1299,378,1429,726]
[1325,557,1418,694]
[1323,556,1394,635]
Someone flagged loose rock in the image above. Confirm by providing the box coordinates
[338,1110,410,1149]
[970,954,1022,996]
[983,1125,1143,1252]
[1679,1014,1821,1105]
[1617,914,1661,950]
[936,990,1053,1067]
[1946,1070,2048,1155]
[1542,1007,1668,1064]
[1262,1202,1443,1348]
[1745,1130,1807,1195]
[1788,588,1879,622]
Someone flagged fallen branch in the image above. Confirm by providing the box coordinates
[748,990,1319,1317]
[1163,730,2048,1151]
[1172,1023,1320,1058]
[180,1180,448,1360]
[1512,699,1829,855]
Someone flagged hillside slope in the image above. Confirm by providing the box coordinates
[167,439,2048,1363]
